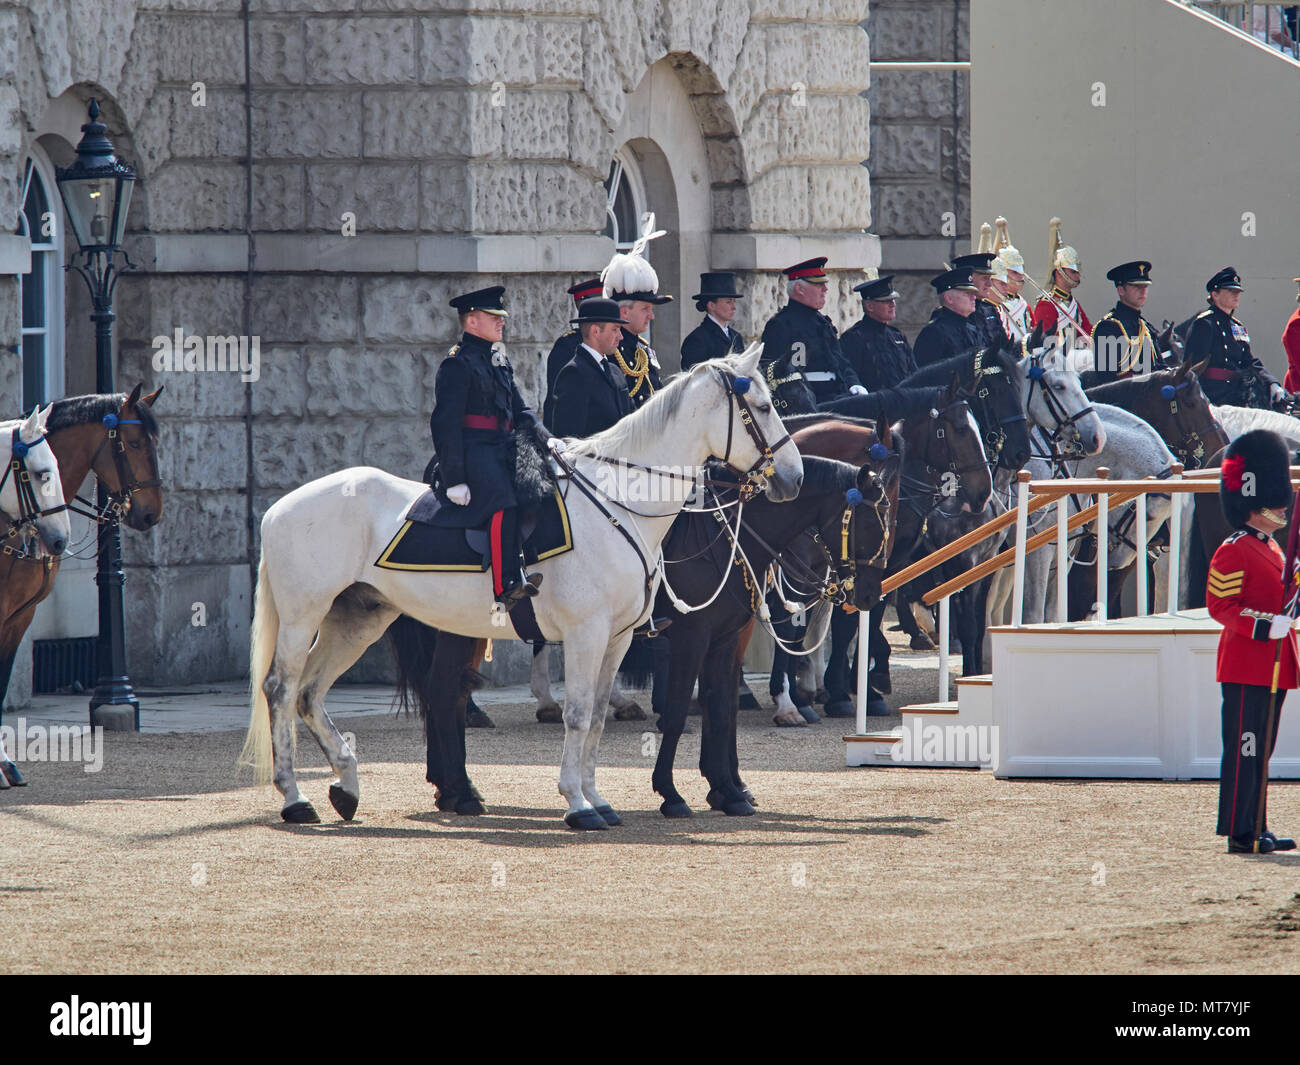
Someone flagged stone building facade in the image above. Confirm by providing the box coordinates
[1,0,877,697]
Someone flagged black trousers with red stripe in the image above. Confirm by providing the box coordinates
[489,507,521,596]
[1218,682,1286,839]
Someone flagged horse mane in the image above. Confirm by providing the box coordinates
[783,412,875,432]
[1084,369,1176,403]
[567,360,715,458]
[46,393,160,438]
[798,454,859,498]
[900,342,1016,389]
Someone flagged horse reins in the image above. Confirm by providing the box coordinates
[0,428,68,562]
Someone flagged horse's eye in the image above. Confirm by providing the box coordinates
[129,440,142,449]
[755,402,771,414]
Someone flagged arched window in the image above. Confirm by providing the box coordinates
[17,151,65,411]
[603,148,649,252]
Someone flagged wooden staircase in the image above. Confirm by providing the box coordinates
[844,674,994,768]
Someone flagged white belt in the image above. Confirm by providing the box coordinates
[803,371,837,382]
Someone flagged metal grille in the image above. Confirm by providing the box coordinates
[33,637,97,694]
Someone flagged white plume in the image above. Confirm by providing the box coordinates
[602,212,667,297]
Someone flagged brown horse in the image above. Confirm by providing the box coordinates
[0,386,165,731]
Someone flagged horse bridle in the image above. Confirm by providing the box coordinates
[959,349,1025,466]
[1156,378,1227,470]
[898,400,987,519]
[0,427,70,560]
[716,369,794,499]
[1025,358,1096,460]
[64,413,163,526]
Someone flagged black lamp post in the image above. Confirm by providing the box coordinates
[55,99,139,731]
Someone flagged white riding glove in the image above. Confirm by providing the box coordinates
[547,436,568,453]
[447,483,471,505]
[1271,383,1287,404]
[1268,614,1294,640]
[849,385,868,396]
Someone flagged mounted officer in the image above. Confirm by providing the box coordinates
[427,286,544,610]
[1206,429,1297,854]
[1030,220,1092,356]
[542,277,603,429]
[759,257,866,411]
[1184,267,1287,409]
[991,219,1031,342]
[950,251,1006,345]
[840,273,918,391]
[1090,260,1170,383]
[913,266,984,367]
[602,214,670,407]
[548,297,634,438]
[680,272,745,369]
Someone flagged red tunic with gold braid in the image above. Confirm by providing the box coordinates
[1206,529,1300,689]
[1029,288,1092,336]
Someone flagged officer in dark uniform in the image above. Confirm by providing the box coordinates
[549,298,634,438]
[600,239,670,407]
[759,257,866,412]
[950,252,1006,346]
[913,267,985,367]
[1184,267,1287,409]
[427,286,544,610]
[542,277,604,429]
[1206,429,1298,854]
[1090,260,1171,383]
[840,274,917,391]
[680,272,745,369]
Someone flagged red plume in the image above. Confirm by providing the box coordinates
[1222,453,1246,492]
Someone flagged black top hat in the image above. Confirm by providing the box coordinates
[568,278,604,306]
[1220,429,1293,529]
[570,297,625,327]
[449,285,508,317]
[854,274,900,301]
[1106,261,1153,286]
[930,267,978,294]
[950,252,997,274]
[784,257,829,283]
[1207,267,1243,292]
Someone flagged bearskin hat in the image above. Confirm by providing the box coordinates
[1220,429,1293,529]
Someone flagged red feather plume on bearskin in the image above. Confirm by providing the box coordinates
[1222,453,1246,491]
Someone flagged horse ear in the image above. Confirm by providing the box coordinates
[949,370,962,396]
[735,341,762,379]
[141,385,164,408]
[1188,357,1209,380]
[20,404,40,438]
[124,383,144,410]
[35,402,53,432]
[1027,321,1044,352]
[876,417,891,451]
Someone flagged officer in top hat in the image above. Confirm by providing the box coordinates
[601,215,670,407]
[840,274,918,391]
[1184,268,1287,409]
[1284,276,1300,394]
[427,286,545,610]
[680,272,746,369]
[913,267,986,368]
[549,297,635,439]
[542,278,605,429]
[1206,429,1298,854]
[1089,260,1172,384]
[950,252,1007,346]
[759,257,866,412]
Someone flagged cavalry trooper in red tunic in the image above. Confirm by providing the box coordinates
[1207,429,1298,854]
[428,286,545,611]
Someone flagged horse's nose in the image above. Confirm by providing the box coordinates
[49,536,67,556]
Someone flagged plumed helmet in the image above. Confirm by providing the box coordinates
[996,244,1025,273]
[1220,429,1293,529]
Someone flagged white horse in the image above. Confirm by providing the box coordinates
[1211,404,1300,449]
[239,346,803,830]
[0,404,70,558]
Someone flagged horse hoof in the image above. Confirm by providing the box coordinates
[613,702,647,722]
[796,704,820,724]
[823,699,856,719]
[564,808,609,831]
[706,788,724,811]
[2,761,27,787]
[660,799,693,819]
[592,804,621,826]
[910,632,936,651]
[466,707,495,729]
[741,788,757,807]
[723,799,756,817]
[738,691,759,710]
[328,784,358,821]
[773,713,805,727]
[457,797,486,816]
[536,703,562,723]
[814,687,828,705]
[282,801,320,824]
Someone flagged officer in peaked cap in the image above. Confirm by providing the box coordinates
[950,252,1007,346]
[1089,260,1172,384]
[680,272,746,370]
[1184,267,1287,409]
[840,274,918,391]
[427,285,544,610]
[759,257,866,413]
[1207,429,1298,854]
[913,267,986,368]
[542,278,605,429]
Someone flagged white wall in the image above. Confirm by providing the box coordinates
[972,0,1300,374]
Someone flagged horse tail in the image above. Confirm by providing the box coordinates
[389,614,440,720]
[239,555,278,785]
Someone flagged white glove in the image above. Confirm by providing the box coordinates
[447,484,471,506]
[849,385,868,396]
[547,436,567,453]
[1271,383,1287,404]
[1269,614,1293,639]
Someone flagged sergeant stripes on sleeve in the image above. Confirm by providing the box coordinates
[1206,567,1245,598]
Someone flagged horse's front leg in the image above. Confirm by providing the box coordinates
[559,629,608,830]
[578,632,632,826]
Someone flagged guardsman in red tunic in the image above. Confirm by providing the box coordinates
[1206,429,1298,853]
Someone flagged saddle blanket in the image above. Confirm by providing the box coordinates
[375,486,574,572]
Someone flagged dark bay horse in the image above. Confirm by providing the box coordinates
[0,387,164,718]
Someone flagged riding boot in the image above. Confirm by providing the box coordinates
[490,508,541,609]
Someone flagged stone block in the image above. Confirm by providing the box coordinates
[252,417,370,487]
[711,186,752,231]
[870,123,940,178]
[581,21,624,127]
[468,162,603,235]
[252,163,305,230]
[145,163,247,232]
[251,90,363,159]
[306,163,419,233]
[502,90,570,159]
[360,414,433,481]
[420,162,472,232]
[169,88,248,159]
[869,70,967,122]
[123,489,248,566]
[305,345,424,417]
[809,165,871,231]
[119,341,250,416]
[420,16,470,83]
[840,93,871,163]
[567,93,612,177]
[865,2,943,61]
[940,124,969,186]
[250,18,305,85]
[748,167,809,231]
[535,19,584,83]
[251,275,359,342]
[124,564,250,687]
[777,93,842,163]
[691,92,742,139]
[361,275,457,345]
[149,13,247,85]
[873,182,959,240]
[704,135,745,186]
[741,95,781,177]
[362,88,498,159]
[249,345,306,415]
[118,275,248,347]
[464,16,536,84]
[155,417,248,492]
[305,17,417,85]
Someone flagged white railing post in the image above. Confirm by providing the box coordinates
[1167,463,1183,614]
[1011,469,1032,627]
[1056,495,1069,623]
[1095,467,1109,623]
[1135,491,1148,618]
[855,609,869,736]
[938,595,950,702]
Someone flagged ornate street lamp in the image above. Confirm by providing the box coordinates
[55,98,139,731]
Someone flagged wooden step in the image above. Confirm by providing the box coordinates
[900,701,959,716]
[956,674,992,687]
